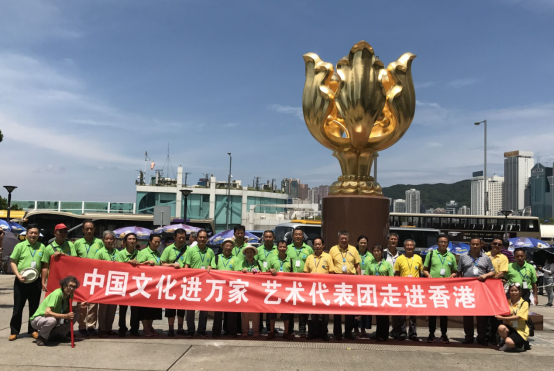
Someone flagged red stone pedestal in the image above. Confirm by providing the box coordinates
[322,195,390,249]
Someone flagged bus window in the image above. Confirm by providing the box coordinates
[424,217,433,228]
[432,218,440,229]
[460,218,468,229]
[440,217,450,229]
[451,217,460,228]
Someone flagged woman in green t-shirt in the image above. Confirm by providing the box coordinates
[367,244,394,342]
[235,245,261,338]
[95,230,119,337]
[136,234,163,337]
[354,235,373,338]
[30,275,85,346]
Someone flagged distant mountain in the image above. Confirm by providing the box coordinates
[382,179,471,210]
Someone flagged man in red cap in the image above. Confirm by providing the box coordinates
[41,224,77,292]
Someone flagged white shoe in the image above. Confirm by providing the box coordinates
[499,345,507,351]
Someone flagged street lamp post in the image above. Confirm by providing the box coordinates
[179,189,193,224]
[226,153,232,231]
[3,186,17,221]
[500,209,512,240]
[474,120,487,215]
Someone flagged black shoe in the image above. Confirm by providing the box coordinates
[524,341,531,350]
[321,334,330,341]
[546,303,553,307]
[36,336,47,346]
[198,331,208,337]
[87,328,98,336]
[177,329,186,336]
[478,340,489,346]
[426,334,435,343]
[306,334,317,340]
[130,331,140,337]
[376,337,387,342]
[334,335,343,341]
[396,333,407,341]
[168,330,175,337]
[409,336,420,342]
[78,329,89,337]
[462,337,474,344]
[118,332,125,338]
[440,335,450,344]
[344,334,356,340]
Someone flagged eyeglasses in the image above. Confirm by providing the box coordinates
[509,283,521,288]
[492,242,502,246]
[67,285,78,289]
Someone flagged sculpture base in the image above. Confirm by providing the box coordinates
[322,195,390,250]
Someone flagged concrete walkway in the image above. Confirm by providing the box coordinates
[1,275,553,370]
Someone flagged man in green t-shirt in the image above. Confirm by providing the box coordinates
[41,223,77,293]
[286,227,313,337]
[9,224,44,341]
[506,248,539,305]
[94,230,119,337]
[74,220,104,337]
[116,233,140,337]
[231,225,248,263]
[184,229,214,337]
[30,275,86,346]
[209,238,238,337]
[160,228,188,336]
[256,230,277,334]
[423,234,458,344]
[266,240,293,340]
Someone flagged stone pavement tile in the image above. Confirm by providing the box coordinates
[0,336,190,370]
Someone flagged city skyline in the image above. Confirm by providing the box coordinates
[1,1,553,202]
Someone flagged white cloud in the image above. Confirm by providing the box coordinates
[268,104,303,119]
[415,81,438,89]
[448,78,479,88]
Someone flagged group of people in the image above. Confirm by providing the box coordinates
[5,222,537,351]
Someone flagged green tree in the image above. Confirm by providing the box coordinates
[0,196,21,211]
[0,129,3,143]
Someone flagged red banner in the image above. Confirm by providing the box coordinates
[47,256,510,316]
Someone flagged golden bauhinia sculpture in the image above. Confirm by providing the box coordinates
[302,41,416,196]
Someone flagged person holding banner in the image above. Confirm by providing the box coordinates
[9,224,43,341]
[423,234,457,344]
[136,234,163,336]
[393,239,423,341]
[286,227,313,338]
[506,248,538,306]
[74,221,104,337]
[41,224,78,293]
[184,229,214,337]
[160,228,188,337]
[231,225,248,263]
[354,235,373,338]
[267,240,293,340]
[257,230,277,333]
[330,230,361,341]
[458,237,495,345]
[116,233,140,337]
[209,238,238,338]
[496,283,530,352]
[30,276,86,346]
[94,230,119,338]
[365,244,393,341]
[304,237,333,341]
[234,245,261,337]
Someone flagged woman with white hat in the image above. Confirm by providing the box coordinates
[94,230,119,337]
[234,245,262,337]
[9,224,44,341]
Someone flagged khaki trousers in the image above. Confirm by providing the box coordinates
[78,302,98,330]
[98,303,117,332]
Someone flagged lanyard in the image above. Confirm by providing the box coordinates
[295,245,303,258]
[438,252,449,267]
[263,247,273,258]
[245,261,255,272]
[198,248,208,263]
[470,255,480,266]
[279,258,286,271]
[405,256,414,271]
[360,252,366,267]
[511,300,522,316]
[233,245,244,256]
[373,261,383,275]
[28,243,39,258]
[107,249,117,261]
[149,249,160,264]
[53,241,66,253]
[340,248,348,263]
[221,256,232,268]
[84,240,94,256]
[516,264,529,281]
[314,256,322,270]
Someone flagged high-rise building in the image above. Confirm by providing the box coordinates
[298,184,309,200]
[281,178,290,194]
[405,189,420,213]
[308,187,319,204]
[393,199,406,213]
[471,173,504,215]
[290,179,299,199]
[488,175,504,216]
[530,163,553,219]
[504,150,534,213]
[445,200,458,214]
[458,205,471,215]
[318,185,330,200]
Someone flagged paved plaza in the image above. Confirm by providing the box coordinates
[1,275,553,370]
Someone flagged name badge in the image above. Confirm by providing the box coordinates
[31,261,37,269]
[201,266,205,269]
[512,320,518,328]
[522,282,528,289]
[407,274,412,277]
[295,260,301,268]
[360,270,365,275]
[440,268,446,276]
[472,267,479,275]
[342,265,347,273]
[263,261,268,268]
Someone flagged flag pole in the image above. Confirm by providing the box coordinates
[69,298,75,348]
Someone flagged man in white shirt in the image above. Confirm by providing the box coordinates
[384,233,402,339]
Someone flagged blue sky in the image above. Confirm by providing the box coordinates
[0,0,553,202]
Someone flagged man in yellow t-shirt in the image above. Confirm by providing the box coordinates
[393,239,423,341]
[304,237,333,341]
[329,230,361,340]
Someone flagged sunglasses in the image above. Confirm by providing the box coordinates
[491,242,502,246]
[509,282,521,288]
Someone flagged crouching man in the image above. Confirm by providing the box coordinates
[30,276,86,346]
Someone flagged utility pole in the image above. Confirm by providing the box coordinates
[184,172,191,187]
